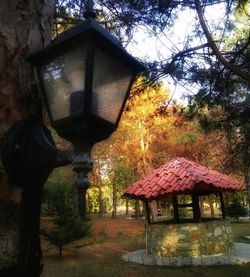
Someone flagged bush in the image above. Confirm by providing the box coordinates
[41,181,91,256]
[42,209,90,256]
[41,166,73,215]
[226,198,248,222]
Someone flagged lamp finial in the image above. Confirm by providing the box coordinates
[84,0,96,19]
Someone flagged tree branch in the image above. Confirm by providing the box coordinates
[195,0,250,86]
[163,43,209,74]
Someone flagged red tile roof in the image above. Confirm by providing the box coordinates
[124,157,246,200]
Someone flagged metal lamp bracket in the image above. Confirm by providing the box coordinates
[0,116,58,188]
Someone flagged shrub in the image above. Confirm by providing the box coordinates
[41,209,90,256]
[41,181,91,256]
[226,198,248,222]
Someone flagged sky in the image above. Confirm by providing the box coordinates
[126,3,226,104]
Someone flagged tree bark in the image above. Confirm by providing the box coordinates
[59,246,63,258]
[172,196,179,223]
[134,199,140,219]
[86,191,89,214]
[0,0,54,274]
[145,201,151,224]
[125,198,129,216]
[200,196,205,217]
[192,194,201,223]
[219,192,226,219]
[208,195,215,218]
[98,185,104,216]
[150,201,157,223]
[112,182,117,218]
[0,0,54,130]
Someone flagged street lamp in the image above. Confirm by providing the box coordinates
[0,1,145,275]
[26,1,145,218]
[28,8,144,144]
[1,0,145,217]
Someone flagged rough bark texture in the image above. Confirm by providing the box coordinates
[98,185,104,216]
[208,195,215,218]
[0,0,54,130]
[112,182,117,218]
[134,199,140,219]
[125,198,129,215]
[0,0,54,272]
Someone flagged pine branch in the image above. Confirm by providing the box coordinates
[194,0,250,86]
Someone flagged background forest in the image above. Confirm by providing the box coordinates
[41,0,249,214]
[41,78,248,219]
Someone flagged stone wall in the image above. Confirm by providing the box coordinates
[147,219,234,257]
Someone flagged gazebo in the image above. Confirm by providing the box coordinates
[124,157,245,259]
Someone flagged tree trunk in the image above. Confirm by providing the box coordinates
[59,246,63,258]
[208,195,215,218]
[0,0,54,274]
[200,196,205,217]
[134,200,140,219]
[172,196,179,223]
[112,182,117,218]
[192,194,201,223]
[85,191,89,214]
[219,192,226,219]
[125,198,129,216]
[150,201,158,223]
[98,185,104,216]
[0,0,54,128]
[145,201,151,224]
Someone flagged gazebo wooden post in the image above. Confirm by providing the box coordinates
[172,196,179,223]
[192,193,201,223]
[145,201,151,224]
[219,192,226,219]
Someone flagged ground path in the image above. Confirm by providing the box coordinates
[40,215,250,277]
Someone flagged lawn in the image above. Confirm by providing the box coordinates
[40,215,250,277]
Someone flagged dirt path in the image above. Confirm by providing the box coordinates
[41,215,145,257]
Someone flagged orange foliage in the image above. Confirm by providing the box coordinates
[92,78,230,182]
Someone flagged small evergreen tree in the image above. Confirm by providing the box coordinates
[226,197,248,223]
[41,181,91,256]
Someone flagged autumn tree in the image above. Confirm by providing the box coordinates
[93,78,237,219]
[95,0,250,206]
[53,2,249,164]
[108,162,138,217]
[90,141,112,216]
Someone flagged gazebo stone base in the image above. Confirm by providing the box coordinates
[147,219,234,257]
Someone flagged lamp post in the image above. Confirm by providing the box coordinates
[27,0,145,218]
[0,0,145,275]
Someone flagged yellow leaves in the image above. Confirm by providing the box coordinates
[92,77,231,182]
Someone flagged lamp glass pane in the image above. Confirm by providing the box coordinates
[92,48,133,124]
[40,45,87,121]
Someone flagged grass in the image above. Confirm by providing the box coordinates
[40,216,250,277]
[231,221,250,244]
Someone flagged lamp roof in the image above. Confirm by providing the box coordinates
[28,18,146,73]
